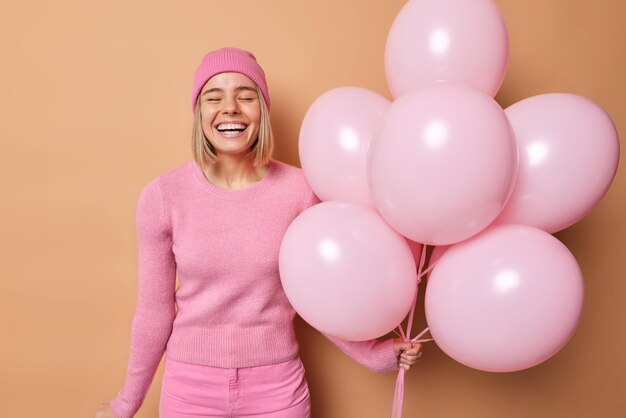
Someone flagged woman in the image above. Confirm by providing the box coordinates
[96,47,422,418]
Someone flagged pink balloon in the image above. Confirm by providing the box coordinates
[367,82,518,246]
[279,201,417,341]
[385,0,508,98]
[425,224,584,372]
[494,93,620,233]
[299,87,390,207]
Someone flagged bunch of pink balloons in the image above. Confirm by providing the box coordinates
[280,0,620,375]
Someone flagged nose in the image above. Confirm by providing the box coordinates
[221,95,240,115]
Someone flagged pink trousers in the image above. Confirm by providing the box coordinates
[159,355,311,418]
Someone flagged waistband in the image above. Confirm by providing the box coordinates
[165,323,300,368]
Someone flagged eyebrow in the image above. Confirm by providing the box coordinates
[202,86,257,96]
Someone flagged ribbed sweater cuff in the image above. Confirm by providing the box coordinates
[108,375,154,418]
[324,334,400,372]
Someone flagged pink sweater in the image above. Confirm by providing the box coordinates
[108,159,400,418]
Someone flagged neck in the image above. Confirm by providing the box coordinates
[204,154,268,189]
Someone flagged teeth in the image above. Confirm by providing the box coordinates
[217,123,247,131]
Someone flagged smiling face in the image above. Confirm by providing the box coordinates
[199,72,261,158]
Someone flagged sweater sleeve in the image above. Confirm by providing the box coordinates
[322,333,400,372]
[109,178,177,418]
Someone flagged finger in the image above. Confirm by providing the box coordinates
[400,357,417,366]
[410,354,423,364]
[401,353,423,365]
[398,342,412,352]
[403,351,422,359]
[396,345,412,357]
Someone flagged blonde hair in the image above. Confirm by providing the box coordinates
[191,85,274,170]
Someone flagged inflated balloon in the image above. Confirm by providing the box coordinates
[425,224,584,372]
[367,82,518,246]
[385,0,508,98]
[299,87,390,208]
[494,93,620,233]
[279,201,417,341]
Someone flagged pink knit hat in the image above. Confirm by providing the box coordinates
[191,47,271,113]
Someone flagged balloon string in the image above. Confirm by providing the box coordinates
[411,327,433,344]
[395,326,406,340]
[406,245,427,340]
[391,244,435,418]
[418,259,438,280]
[391,368,405,418]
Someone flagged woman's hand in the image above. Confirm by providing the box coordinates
[95,402,116,418]
[393,338,423,371]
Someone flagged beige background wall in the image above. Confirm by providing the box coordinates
[1,0,624,417]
